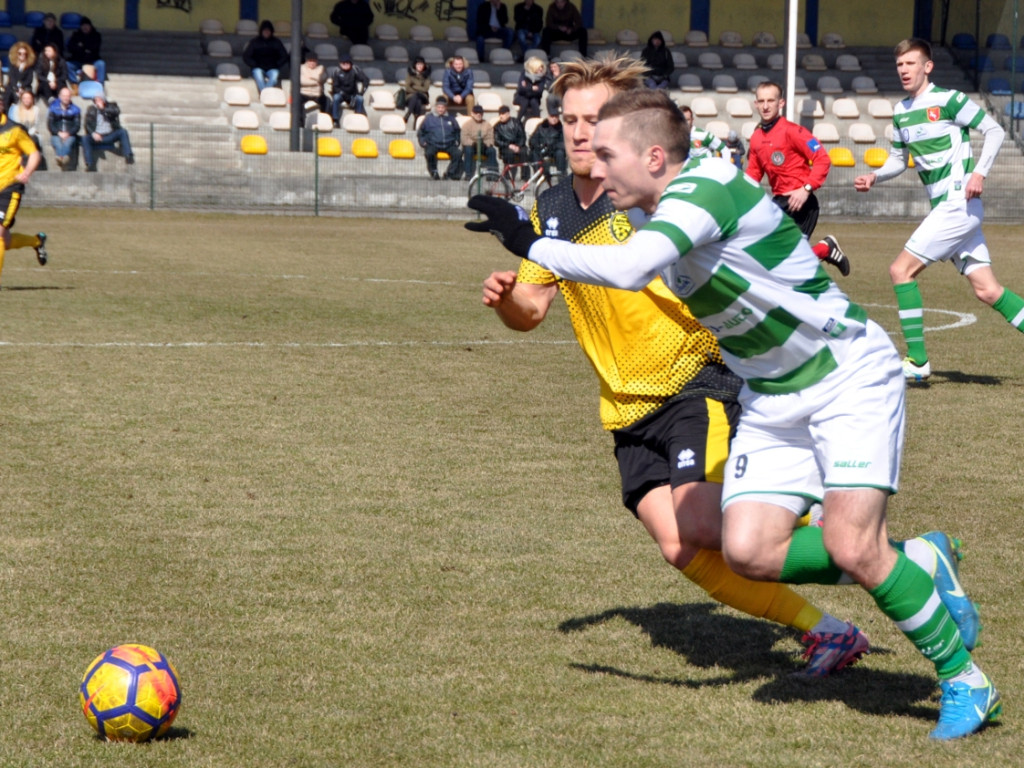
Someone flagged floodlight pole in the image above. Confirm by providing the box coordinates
[290,0,303,151]
[785,0,798,122]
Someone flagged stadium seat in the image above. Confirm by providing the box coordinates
[690,95,717,117]
[822,32,845,49]
[364,66,385,86]
[268,111,291,130]
[231,109,260,130]
[235,19,258,36]
[410,25,434,42]
[812,122,840,143]
[726,97,753,118]
[316,43,340,62]
[274,20,291,35]
[706,120,731,139]
[240,134,268,155]
[767,53,784,71]
[79,81,104,100]
[23,11,45,28]
[0,11,11,27]
[753,31,778,48]
[867,98,894,118]
[306,22,329,39]
[369,90,397,111]
[375,23,400,41]
[864,147,889,167]
[951,32,976,50]
[677,73,703,92]
[420,46,445,64]
[697,52,723,70]
[671,51,688,68]
[851,76,878,94]
[474,69,492,87]
[455,47,479,65]
[969,54,995,72]
[501,70,519,89]
[796,32,812,48]
[216,62,242,81]
[836,54,861,72]
[587,28,607,45]
[389,138,417,159]
[477,91,504,112]
[523,48,547,62]
[684,30,708,47]
[385,45,409,63]
[260,87,287,107]
[831,97,859,119]
[793,76,809,94]
[712,74,738,93]
[1005,101,1024,119]
[732,53,757,71]
[987,33,1012,50]
[616,29,639,46]
[350,44,374,62]
[558,49,584,62]
[0,32,15,52]
[379,114,408,133]
[740,120,757,139]
[817,75,843,95]
[60,12,83,30]
[200,19,225,35]
[746,74,769,91]
[224,85,252,106]
[1004,55,1024,71]
[207,40,234,58]
[445,26,470,43]
[801,54,827,71]
[987,77,1012,96]
[342,113,371,133]
[524,116,543,136]
[659,30,675,47]
[351,137,379,157]
[849,122,877,143]
[719,30,743,48]
[311,112,334,132]
[489,48,514,65]
[318,137,342,157]
[799,98,824,119]
[828,147,855,167]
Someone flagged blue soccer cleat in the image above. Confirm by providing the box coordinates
[798,623,869,677]
[929,671,1002,740]
[919,531,981,651]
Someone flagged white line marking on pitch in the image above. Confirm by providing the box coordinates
[862,303,977,333]
[0,339,578,349]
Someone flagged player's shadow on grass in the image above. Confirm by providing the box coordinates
[1,285,74,291]
[560,602,937,722]
[931,370,1002,386]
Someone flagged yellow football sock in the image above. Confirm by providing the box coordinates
[682,548,824,632]
[8,232,38,250]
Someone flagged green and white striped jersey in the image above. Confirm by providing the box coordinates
[689,126,724,159]
[891,83,997,207]
[528,158,869,395]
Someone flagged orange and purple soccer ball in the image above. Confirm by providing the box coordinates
[79,644,181,742]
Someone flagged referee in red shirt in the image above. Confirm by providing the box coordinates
[747,80,850,276]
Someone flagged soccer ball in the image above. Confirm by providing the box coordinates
[79,644,181,742]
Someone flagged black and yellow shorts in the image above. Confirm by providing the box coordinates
[0,182,25,229]
[612,395,741,516]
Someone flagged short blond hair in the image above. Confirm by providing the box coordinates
[524,56,546,75]
[550,52,647,99]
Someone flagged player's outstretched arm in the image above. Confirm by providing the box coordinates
[853,172,876,192]
[483,270,558,331]
[466,195,540,258]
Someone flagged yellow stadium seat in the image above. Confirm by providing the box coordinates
[351,138,379,158]
[908,154,915,168]
[437,151,450,160]
[317,137,342,157]
[828,147,856,167]
[240,135,268,155]
[389,139,416,159]
[864,147,888,167]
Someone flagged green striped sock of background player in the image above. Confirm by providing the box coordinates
[894,281,928,364]
[992,288,1024,330]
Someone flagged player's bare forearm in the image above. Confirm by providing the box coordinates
[483,271,555,331]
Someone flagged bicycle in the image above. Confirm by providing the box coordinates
[466,158,563,204]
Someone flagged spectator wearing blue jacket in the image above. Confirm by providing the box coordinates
[46,87,80,171]
[416,96,463,180]
[442,56,475,113]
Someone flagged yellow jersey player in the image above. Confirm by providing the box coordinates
[481,54,868,675]
[0,112,48,285]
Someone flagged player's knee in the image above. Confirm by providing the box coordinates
[973,283,1003,305]
[720,534,772,580]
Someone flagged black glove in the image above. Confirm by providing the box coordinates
[465,195,541,259]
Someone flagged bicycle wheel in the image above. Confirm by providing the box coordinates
[466,170,513,201]
[533,169,563,199]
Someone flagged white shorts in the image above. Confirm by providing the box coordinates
[905,197,991,275]
[722,320,906,512]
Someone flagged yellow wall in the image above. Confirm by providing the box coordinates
[818,0,914,46]
[24,0,121,29]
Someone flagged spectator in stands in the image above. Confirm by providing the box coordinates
[417,96,462,180]
[641,31,673,89]
[529,101,566,175]
[299,50,328,114]
[540,0,587,57]
[513,56,547,121]
[242,20,289,94]
[330,53,369,127]
[475,0,515,63]
[543,58,562,113]
[46,87,80,171]
[442,55,475,113]
[30,12,64,57]
[513,0,544,61]
[9,90,47,171]
[401,56,432,124]
[34,44,68,105]
[493,104,528,180]
[330,0,374,46]
[461,104,498,179]
[724,129,746,169]
[66,16,106,85]
[3,42,36,112]
[82,94,134,171]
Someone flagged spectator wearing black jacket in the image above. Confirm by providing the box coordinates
[493,105,528,179]
[66,17,106,84]
[3,42,36,112]
[34,44,68,105]
[401,57,432,123]
[242,20,289,93]
[513,0,544,60]
[529,108,566,175]
[82,95,134,171]
[641,31,673,89]
[513,56,547,121]
[330,54,369,126]
[330,0,374,45]
[475,0,514,62]
[417,96,462,180]
[30,12,64,57]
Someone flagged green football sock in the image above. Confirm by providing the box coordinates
[894,281,927,364]
[992,288,1024,331]
[869,551,971,679]
[779,526,846,585]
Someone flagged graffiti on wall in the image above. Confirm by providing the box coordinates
[157,0,193,11]
[372,0,466,24]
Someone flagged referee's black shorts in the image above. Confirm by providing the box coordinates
[773,191,818,239]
